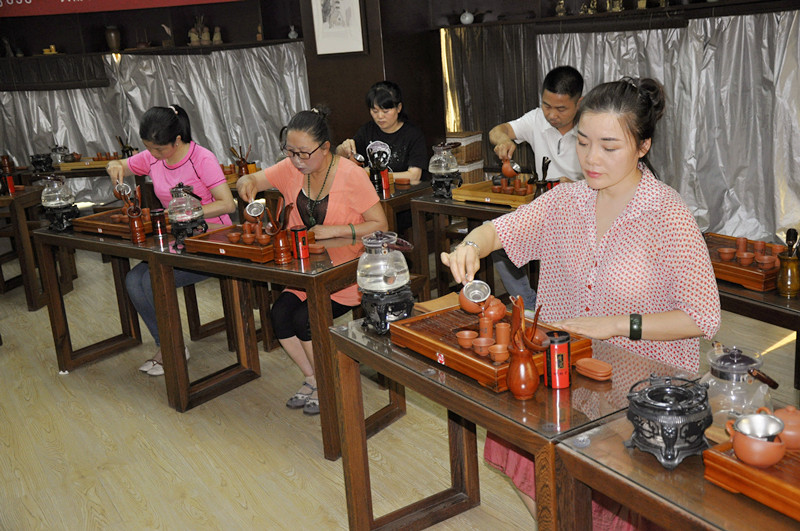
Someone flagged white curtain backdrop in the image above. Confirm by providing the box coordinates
[0,42,309,203]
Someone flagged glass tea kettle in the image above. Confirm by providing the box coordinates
[700,343,778,430]
[167,182,207,251]
[41,175,80,231]
[357,231,411,293]
[41,175,75,208]
[167,183,204,224]
[428,142,462,199]
[357,231,414,334]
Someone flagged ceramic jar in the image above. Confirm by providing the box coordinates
[776,252,799,298]
[105,26,121,52]
[507,344,539,400]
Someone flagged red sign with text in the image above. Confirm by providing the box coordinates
[0,0,240,18]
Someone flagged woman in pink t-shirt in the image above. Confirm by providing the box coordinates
[237,107,388,415]
[106,104,236,376]
[441,79,720,529]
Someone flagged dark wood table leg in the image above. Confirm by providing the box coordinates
[334,345,375,528]
[535,443,558,531]
[151,259,261,412]
[11,197,43,310]
[308,278,342,460]
[410,202,428,279]
[36,239,141,372]
[555,444,592,531]
[433,211,450,296]
[382,202,397,232]
[333,346,480,530]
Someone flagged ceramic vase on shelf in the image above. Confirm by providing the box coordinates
[776,252,799,298]
[507,344,539,400]
[105,26,121,52]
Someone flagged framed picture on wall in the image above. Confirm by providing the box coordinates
[311,0,366,55]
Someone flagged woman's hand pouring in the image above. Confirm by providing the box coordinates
[441,242,481,285]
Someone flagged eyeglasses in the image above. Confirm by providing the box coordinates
[281,143,323,160]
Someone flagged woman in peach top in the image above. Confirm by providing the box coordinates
[237,107,388,415]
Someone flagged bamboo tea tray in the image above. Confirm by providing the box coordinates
[704,232,779,291]
[389,306,592,392]
[703,441,800,521]
[58,159,112,171]
[72,210,153,239]
[184,225,274,263]
[451,180,533,208]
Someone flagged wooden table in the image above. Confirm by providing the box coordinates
[556,415,799,530]
[330,323,695,530]
[150,236,367,462]
[1,187,73,310]
[410,194,514,296]
[34,229,149,371]
[717,279,800,390]
[34,227,377,461]
[378,181,431,233]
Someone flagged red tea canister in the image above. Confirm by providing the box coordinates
[290,225,309,259]
[544,330,571,389]
[150,208,167,238]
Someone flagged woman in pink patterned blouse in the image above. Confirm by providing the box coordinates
[442,78,720,529]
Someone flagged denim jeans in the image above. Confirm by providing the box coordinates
[491,249,537,311]
[125,261,210,346]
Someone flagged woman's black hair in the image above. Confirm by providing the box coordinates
[279,106,333,147]
[139,104,192,145]
[576,77,665,147]
[365,80,409,122]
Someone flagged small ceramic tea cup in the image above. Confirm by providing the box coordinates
[226,232,241,244]
[772,244,788,257]
[736,237,748,253]
[717,247,736,261]
[456,330,478,349]
[488,344,509,363]
[752,241,766,256]
[491,185,502,193]
[471,337,495,356]
[756,255,775,270]
[736,251,754,266]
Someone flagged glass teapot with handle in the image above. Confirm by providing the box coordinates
[41,174,75,207]
[357,231,412,293]
[700,342,778,430]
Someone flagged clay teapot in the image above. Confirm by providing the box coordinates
[726,414,786,468]
[762,405,800,450]
[483,297,506,323]
[459,280,491,314]
[501,159,521,178]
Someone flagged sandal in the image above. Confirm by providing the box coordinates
[286,382,316,409]
[303,397,320,416]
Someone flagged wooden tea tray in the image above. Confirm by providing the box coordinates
[58,159,112,171]
[389,306,592,392]
[184,225,274,263]
[704,232,780,291]
[72,209,153,240]
[703,441,800,521]
[451,180,533,208]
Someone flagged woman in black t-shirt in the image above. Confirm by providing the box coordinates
[336,81,428,184]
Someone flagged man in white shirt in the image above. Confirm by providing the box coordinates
[489,66,584,315]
